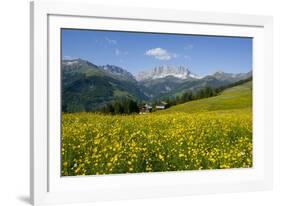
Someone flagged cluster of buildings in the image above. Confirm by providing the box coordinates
[139,101,168,114]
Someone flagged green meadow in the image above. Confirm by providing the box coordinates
[61,81,252,176]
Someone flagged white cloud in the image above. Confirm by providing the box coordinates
[145,48,176,60]
[105,37,117,45]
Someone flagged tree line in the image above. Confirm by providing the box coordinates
[99,86,218,114]
[159,77,252,109]
[158,86,218,109]
[215,76,252,93]
[92,77,252,115]
[100,98,139,114]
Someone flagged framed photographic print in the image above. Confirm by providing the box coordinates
[30,1,273,205]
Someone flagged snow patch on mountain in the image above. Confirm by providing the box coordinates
[136,65,199,81]
[62,60,79,66]
[189,73,203,79]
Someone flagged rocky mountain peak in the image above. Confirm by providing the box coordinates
[136,65,200,81]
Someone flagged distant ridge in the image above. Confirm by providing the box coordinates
[61,58,252,112]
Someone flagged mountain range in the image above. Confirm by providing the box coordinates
[136,65,202,81]
[62,58,252,112]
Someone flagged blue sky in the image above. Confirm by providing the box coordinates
[62,29,252,76]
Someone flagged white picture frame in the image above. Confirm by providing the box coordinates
[30,0,273,205]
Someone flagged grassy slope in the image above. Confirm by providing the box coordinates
[162,81,252,114]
